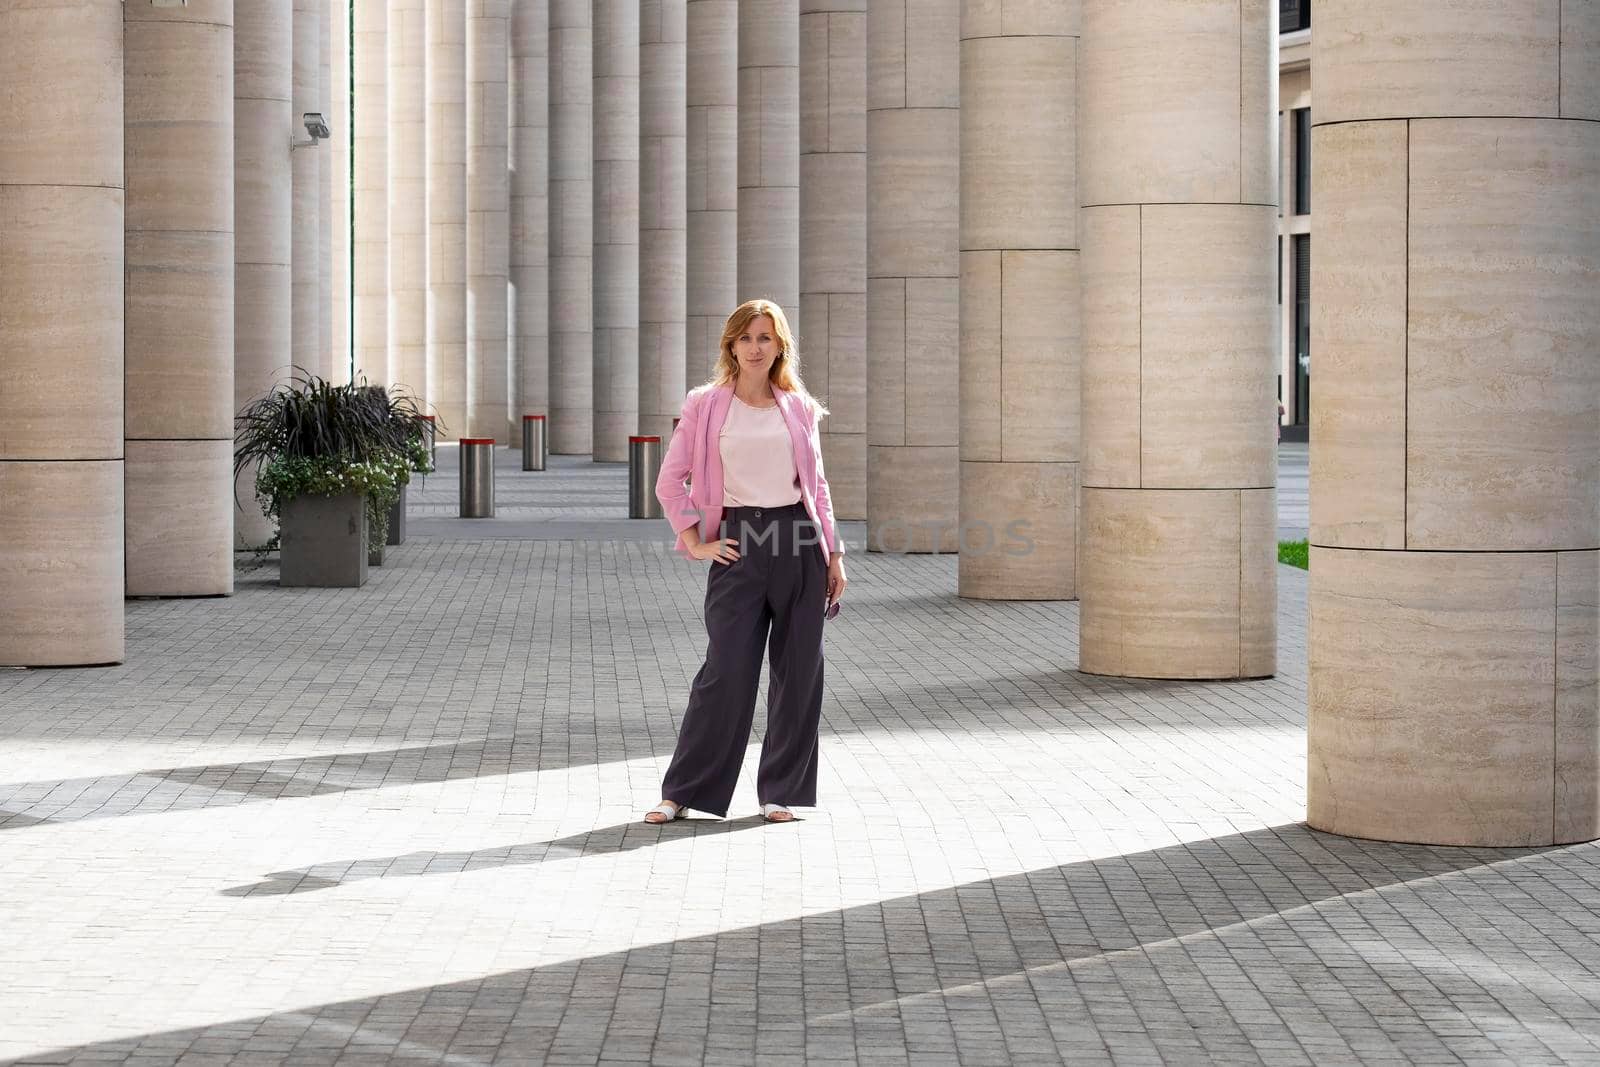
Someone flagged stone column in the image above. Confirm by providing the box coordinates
[800,0,865,518]
[686,0,737,385]
[1308,2,1600,846]
[866,0,959,554]
[389,0,428,401]
[427,0,468,436]
[738,0,799,314]
[639,1,687,443]
[235,0,295,550]
[510,0,550,443]
[124,0,235,598]
[957,4,1077,599]
[292,0,323,377]
[354,0,389,384]
[0,0,125,665]
[329,0,350,383]
[592,0,640,461]
[468,0,510,440]
[1077,0,1277,678]
[548,0,593,452]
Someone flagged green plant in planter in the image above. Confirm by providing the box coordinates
[235,372,439,552]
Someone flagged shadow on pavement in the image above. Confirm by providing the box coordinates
[26,824,1593,1065]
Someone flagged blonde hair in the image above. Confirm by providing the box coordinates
[708,299,829,417]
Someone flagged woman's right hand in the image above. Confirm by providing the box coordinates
[691,537,741,565]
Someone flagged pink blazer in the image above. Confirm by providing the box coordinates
[656,383,842,564]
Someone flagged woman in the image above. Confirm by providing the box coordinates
[645,299,848,825]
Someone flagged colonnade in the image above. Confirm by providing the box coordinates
[1,1,1596,851]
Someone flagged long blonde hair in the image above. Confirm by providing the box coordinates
[708,299,829,417]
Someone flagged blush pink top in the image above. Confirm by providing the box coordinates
[719,393,803,507]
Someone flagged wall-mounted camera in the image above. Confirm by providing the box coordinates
[293,113,331,150]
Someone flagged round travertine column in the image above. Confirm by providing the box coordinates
[124,0,235,598]
[640,1,688,442]
[235,0,294,550]
[330,0,351,384]
[592,0,640,461]
[467,0,510,440]
[800,0,865,518]
[510,0,550,445]
[957,3,1076,600]
[686,0,737,384]
[0,0,125,665]
[427,0,468,436]
[389,0,428,401]
[866,0,959,554]
[354,0,389,384]
[1077,0,1277,678]
[1308,1,1600,846]
[292,0,323,376]
[738,0,799,314]
[549,0,593,452]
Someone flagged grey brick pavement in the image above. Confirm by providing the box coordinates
[0,447,1596,1065]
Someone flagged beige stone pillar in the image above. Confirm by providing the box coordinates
[1308,2,1600,847]
[0,0,125,666]
[235,0,295,550]
[957,4,1077,599]
[292,0,323,377]
[468,0,510,440]
[329,0,349,383]
[510,0,550,443]
[548,0,593,452]
[639,1,687,443]
[389,0,428,401]
[866,0,958,554]
[124,0,235,598]
[686,0,737,385]
[354,0,389,384]
[592,0,641,461]
[1077,0,1277,678]
[427,0,468,436]
[738,0,799,314]
[800,0,865,518]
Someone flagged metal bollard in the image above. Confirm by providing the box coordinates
[420,414,438,467]
[522,414,547,471]
[459,438,496,518]
[628,435,663,519]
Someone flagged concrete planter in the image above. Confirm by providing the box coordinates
[386,482,407,545]
[279,492,368,588]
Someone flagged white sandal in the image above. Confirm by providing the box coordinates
[643,801,687,824]
[762,803,795,823]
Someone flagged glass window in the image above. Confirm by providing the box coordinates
[1281,0,1311,33]
[1293,108,1311,215]
[1292,234,1310,426]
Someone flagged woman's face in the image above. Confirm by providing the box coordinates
[731,315,781,379]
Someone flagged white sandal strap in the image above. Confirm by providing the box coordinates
[762,803,791,817]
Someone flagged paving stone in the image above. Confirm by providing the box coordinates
[0,448,1597,1064]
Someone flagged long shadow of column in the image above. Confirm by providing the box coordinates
[31,824,1597,1064]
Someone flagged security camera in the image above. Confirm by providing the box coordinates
[303,113,331,141]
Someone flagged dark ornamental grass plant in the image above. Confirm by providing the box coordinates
[235,372,438,551]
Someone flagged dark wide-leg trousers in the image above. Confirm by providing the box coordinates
[661,502,828,816]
